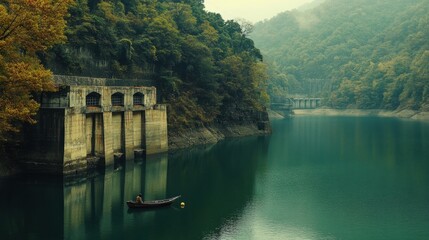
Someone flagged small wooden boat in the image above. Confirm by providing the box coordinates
[126,195,181,209]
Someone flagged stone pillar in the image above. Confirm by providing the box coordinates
[103,112,114,167]
[63,110,87,174]
[145,105,168,155]
[124,110,134,161]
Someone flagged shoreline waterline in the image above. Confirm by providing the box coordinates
[289,109,429,121]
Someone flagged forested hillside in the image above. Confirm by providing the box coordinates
[251,0,429,110]
[43,0,268,129]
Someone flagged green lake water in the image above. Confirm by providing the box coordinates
[1,116,429,240]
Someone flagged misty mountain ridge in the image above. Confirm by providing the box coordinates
[251,0,429,110]
[297,0,326,12]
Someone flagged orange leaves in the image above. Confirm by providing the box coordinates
[0,0,73,138]
[0,60,53,135]
[4,62,54,93]
[0,0,73,54]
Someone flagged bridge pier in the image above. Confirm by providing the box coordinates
[292,98,322,109]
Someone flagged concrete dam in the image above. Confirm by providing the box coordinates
[23,75,168,175]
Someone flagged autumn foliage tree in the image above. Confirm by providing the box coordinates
[0,0,73,142]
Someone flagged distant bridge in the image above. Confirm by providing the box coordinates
[271,97,323,116]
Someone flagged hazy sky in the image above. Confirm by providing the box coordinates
[204,0,313,23]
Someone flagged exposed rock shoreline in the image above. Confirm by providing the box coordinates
[168,122,271,151]
[292,109,429,121]
[168,106,272,151]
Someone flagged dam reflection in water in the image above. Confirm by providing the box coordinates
[64,154,170,239]
[0,136,269,240]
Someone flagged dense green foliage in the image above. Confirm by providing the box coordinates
[44,0,268,128]
[251,0,429,110]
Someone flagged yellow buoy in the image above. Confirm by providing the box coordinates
[180,202,185,208]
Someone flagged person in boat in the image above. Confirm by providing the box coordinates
[136,193,143,204]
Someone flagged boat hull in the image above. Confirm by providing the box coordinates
[126,195,181,209]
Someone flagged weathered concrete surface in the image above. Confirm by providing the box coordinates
[21,109,65,174]
[22,80,167,175]
[102,111,114,167]
[132,112,144,149]
[124,111,135,161]
[112,112,124,152]
[53,75,154,87]
[63,109,87,174]
[145,106,168,154]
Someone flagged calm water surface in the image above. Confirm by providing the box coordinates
[1,116,429,240]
